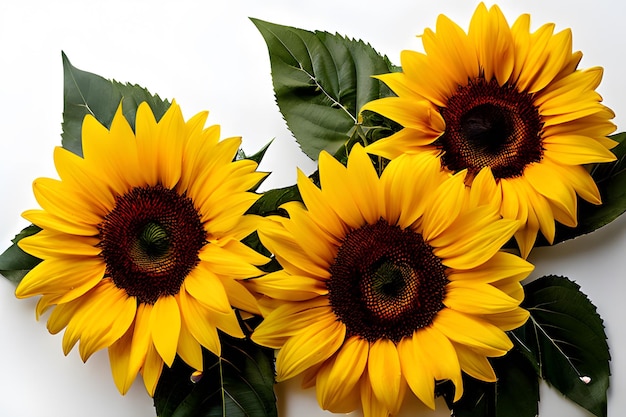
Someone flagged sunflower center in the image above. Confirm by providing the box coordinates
[137,222,170,259]
[99,185,207,304]
[328,219,447,343]
[438,78,544,179]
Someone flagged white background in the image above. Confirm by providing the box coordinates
[1,1,625,416]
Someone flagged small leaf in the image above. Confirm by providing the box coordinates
[246,185,302,217]
[61,52,170,157]
[154,333,277,417]
[238,140,274,165]
[251,19,396,160]
[511,276,610,417]
[0,225,42,284]
[443,349,539,417]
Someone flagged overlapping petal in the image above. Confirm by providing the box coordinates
[362,2,616,258]
[253,144,533,416]
[15,101,267,397]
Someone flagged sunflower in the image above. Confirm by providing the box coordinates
[362,3,617,258]
[250,145,533,415]
[15,101,268,396]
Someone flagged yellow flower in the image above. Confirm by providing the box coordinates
[362,3,617,258]
[250,145,533,415]
[15,101,268,396]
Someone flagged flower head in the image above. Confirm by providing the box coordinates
[15,101,268,395]
[362,3,617,257]
[250,145,533,415]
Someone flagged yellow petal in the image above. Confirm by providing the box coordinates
[18,229,100,259]
[318,151,364,230]
[178,289,222,356]
[154,101,184,189]
[447,251,534,284]
[416,326,463,402]
[381,151,445,229]
[246,271,327,301]
[346,145,383,224]
[150,295,181,367]
[282,201,338,268]
[433,308,512,357]
[295,168,347,240]
[468,167,501,210]
[220,277,261,315]
[427,13,479,84]
[481,307,530,331]
[177,320,203,372]
[32,177,92,222]
[397,334,436,409]
[252,299,331,349]
[360,373,393,417]
[184,266,232,315]
[445,281,521,314]
[469,4,514,85]
[53,146,115,213]
[142,341,164,396]
[365,128,440,161]
[80,113,133,195]
[436,214,520,270]
[275,316,346,381]
[367,338,404,414]
[400,49,457,107]
[16,256,104,303]
[524,162,577,224]
[134,102,161,187]
[60,280,133,359]
[258,218,333,279]
[453,343,497,382]
[373,72,421,101]
[199,242,265,279]
[125,303,153,387]
[421,170,467,241]
[362,97,444,134]
[543,135,617,164]
[22,209,98,236]
[317,336,369,412]
[78,287,136,361]
[211,307,245,339]
[108,325,135,395]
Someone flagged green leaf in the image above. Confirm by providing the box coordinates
[442,349,539,417]
[251,19,396,160]
[550,132,626,244]
[61,52,170,157]
[246,185,302,217]
[511,276,610,417]
[112,80,170,131]
[154,333,277,417]
[238,140,274,166]
[235,140,274,192]
[0,225,42,284]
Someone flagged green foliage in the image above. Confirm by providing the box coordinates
[154,333,276,417]
[246,184,302,217]
[512,276,610,417]
[251,18,396,160]
[442,350,539,417]
[236,140,274,192]
[441,275,609,417]
[61,52,170,157]
[0,225,42,284]
[237,140,274,166]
